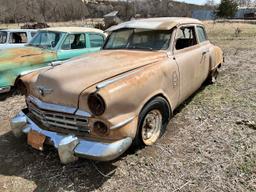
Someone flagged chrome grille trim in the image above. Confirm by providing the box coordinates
[27,96,91,117]
[28,100,90,133]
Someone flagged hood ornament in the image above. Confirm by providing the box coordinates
[37,86,53,96]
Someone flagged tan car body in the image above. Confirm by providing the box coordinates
[14,17,223,162]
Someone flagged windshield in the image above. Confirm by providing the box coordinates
[28,31,62,49]
[0,31,7,44]
[104,29,171,51]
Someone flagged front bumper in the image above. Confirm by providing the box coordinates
[10,111,132,164]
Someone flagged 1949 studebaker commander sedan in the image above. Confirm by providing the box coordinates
[0,27,105,94]
[11,18,223,164]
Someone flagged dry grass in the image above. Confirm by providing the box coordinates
[0,22,255,192]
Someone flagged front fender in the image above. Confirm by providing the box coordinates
[79,62,174,139]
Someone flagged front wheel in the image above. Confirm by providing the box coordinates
[133,97,170,147]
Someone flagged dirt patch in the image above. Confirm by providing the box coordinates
[0,22,255,192]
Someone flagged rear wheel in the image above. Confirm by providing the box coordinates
[207,68,219,84]
[133,97,170,147]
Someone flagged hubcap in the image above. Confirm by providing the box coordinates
[141,109,162,145]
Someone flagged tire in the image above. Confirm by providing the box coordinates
[133,97,170,147]
[207,68,219,84]
[14,79,27,96]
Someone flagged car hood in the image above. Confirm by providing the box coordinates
[31,50,167,108]
[0,46,57,71]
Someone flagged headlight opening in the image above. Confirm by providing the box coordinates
[88,93,106,116]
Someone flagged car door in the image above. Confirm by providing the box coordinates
[173,25,207,103]
[57,33,89,61]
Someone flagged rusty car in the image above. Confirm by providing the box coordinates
[10,17,223,164]
[0,27,105,94]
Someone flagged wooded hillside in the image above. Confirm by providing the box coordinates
[0,0,207,23]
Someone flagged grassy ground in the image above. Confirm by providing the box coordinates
[0,22,255,192]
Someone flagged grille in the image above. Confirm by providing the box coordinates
[28,102,90,133]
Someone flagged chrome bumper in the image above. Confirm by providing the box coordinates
[10,110,132,164]
[0,86,11,94]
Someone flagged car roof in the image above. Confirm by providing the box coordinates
[106,17,203,31]
[0,29,38,32]
[40,27,104,34]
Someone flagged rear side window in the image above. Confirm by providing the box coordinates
[62,33,86,50]
[175,26,198,50]
[196,26,208,43]
[89,34,104,48]
[9,32,27,44]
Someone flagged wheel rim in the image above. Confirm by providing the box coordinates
[141,109,162,145]
[212,70,219,83]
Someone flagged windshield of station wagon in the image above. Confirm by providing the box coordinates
[28,31,62,49]
[104,29,171,51]
[0,31,7,44]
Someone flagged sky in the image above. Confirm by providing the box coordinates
[175,0,221,5]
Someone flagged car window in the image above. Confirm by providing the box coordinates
[31,32,37,37]
[196,26,208,43]
[29,31,62,49]
[9,32,27,44]
[105,30,133,49]
[62,33,86,50]
[89,34,104,48]
[104,29,171,51]
[175,26,198,50]
[0,31,7,44]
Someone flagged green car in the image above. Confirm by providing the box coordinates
[0,27,105,94]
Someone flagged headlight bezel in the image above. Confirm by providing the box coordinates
[88,93,106,116]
